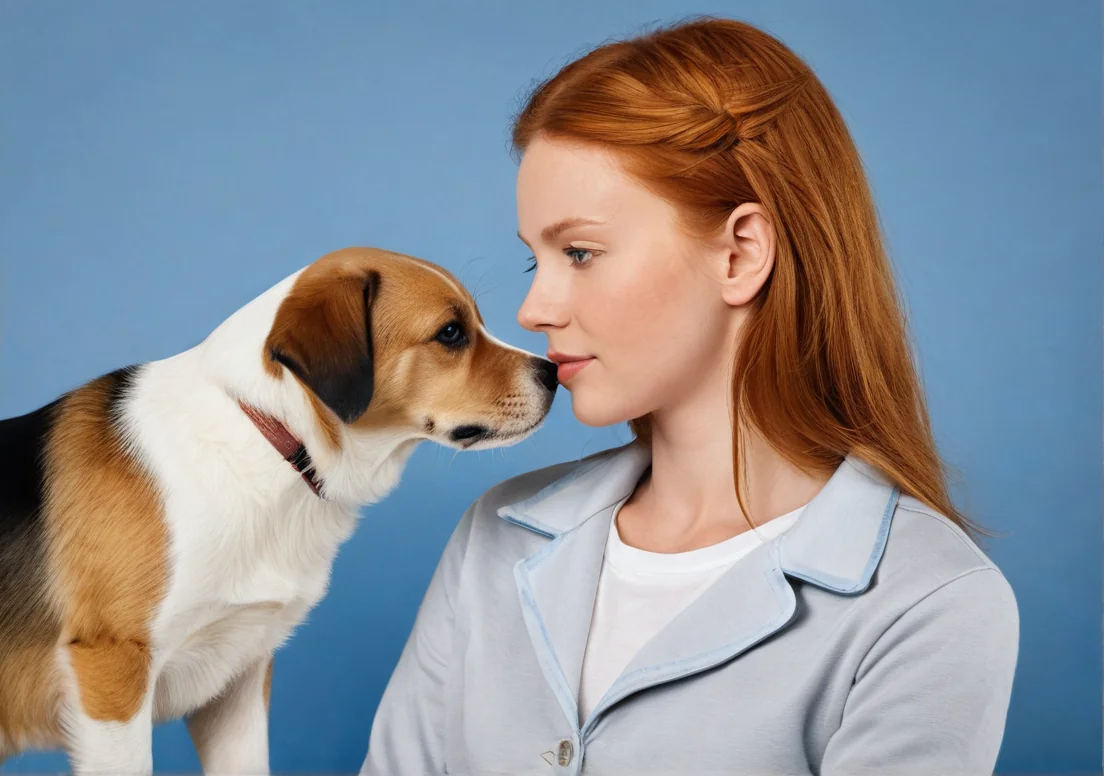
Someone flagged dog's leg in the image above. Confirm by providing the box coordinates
[186,655,272,775]
[60,637,155,775]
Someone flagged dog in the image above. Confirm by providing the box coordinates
[0,246,559,773]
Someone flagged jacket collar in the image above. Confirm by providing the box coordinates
[496,441,899,596]
[500,441,901,735]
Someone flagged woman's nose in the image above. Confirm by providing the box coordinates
[517,269,569,332]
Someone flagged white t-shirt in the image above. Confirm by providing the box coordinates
[577,498,806,723]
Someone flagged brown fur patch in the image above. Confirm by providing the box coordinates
[0,509,64,751]
[67,636,151,721]
[264,256,381,429]
[0,643,63,754]
[303,391,342,449]
[43,372,170,723]
[263,657,273,711]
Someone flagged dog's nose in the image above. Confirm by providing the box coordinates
[532,358,559,393]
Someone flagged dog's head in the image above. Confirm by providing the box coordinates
[263,247,558,454]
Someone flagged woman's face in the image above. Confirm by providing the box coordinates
[516,135,760,428]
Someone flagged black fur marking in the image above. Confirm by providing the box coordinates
[0,398,61,652]
[105,364,142,429]
[0,365,142,649]
[0,400,60,560]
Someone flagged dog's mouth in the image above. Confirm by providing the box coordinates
[446,418,545,450]
[449,424,492,447]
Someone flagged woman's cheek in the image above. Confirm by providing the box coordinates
[613,268,674,324]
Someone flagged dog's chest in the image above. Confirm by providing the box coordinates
[152,502,354,719]
[153,597,307,721]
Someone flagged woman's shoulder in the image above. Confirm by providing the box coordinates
[876,493,1018,622]
[425,451,615,590]
[470,444,625,519]
[435,448,620,568]
[475,458,584,513]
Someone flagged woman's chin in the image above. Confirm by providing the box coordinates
[569,389,638,429]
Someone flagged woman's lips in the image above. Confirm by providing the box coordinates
[556,357,594,383]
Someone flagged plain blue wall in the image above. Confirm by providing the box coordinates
[1,1,1100,773]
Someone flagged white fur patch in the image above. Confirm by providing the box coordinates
[56,646,154,775]
[412,259,466,299]
[185,657,270,774]
[480,324,543,360]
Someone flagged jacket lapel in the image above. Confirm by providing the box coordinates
[501,443,652,729]
[514,504,615,727]
[581,539,796,733]
[498,443,900,736]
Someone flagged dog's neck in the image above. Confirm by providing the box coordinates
[238,400,325,499]
[189,266,422,506]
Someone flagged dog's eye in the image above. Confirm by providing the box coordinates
[435,322,467,347]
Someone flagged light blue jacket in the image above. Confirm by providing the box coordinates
[361,442,1019,775]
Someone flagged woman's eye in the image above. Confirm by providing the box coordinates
[566,248,593,265]
[435,322,466,346]
[523,248,595,273]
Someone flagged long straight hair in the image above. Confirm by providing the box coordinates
[510,16,984,538]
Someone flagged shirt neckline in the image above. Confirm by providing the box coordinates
[605,498,806,577]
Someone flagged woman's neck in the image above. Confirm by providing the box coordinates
[618,381,828,554]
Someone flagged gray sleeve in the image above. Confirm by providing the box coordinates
[819,567,1020,776]
[359,500,477,776]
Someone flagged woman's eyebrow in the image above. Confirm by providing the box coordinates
[518,217,606,247]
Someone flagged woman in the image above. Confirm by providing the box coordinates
[361,16,1018,775]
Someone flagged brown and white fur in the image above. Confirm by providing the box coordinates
[0,246,558,773]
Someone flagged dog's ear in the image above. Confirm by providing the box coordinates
[264,269,380,424]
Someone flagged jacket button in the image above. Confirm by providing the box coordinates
[557,739,573,766]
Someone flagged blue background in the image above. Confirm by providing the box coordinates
[1,1,1100,773]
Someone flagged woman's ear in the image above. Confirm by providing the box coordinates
[717,202,776,307]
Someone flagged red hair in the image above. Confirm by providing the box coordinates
[511,16,984,537]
